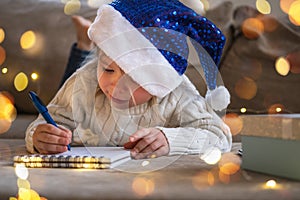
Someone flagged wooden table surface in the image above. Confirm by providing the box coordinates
[1,139,300,200]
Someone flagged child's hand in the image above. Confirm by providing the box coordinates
[32,124,72,154]
[123,128,169,159]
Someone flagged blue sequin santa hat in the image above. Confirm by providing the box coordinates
[88,0,230,110]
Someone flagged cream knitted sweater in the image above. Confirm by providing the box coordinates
[25,62,232,155]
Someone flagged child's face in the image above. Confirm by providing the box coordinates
[97,52,153,108]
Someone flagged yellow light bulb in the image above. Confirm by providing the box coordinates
[265,179,277,188]
[275,57,290,76]
[64,0,81,15]
[20,30,36,50]
[240,108,247,113]
[2,67,8,74]
[14,72,28,92]
[256,0,271,14]
[0,28,5,44]
[31,72,38,80]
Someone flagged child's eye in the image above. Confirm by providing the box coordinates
[103,67,114,73]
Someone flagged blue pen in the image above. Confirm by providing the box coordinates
[29,91,71,151]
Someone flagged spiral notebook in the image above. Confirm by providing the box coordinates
[13,147,131,169]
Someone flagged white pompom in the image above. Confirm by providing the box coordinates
[205,86,230,111]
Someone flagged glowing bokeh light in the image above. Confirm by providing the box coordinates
[218,153,241,176]
[17,178,31,190]
[20,30,36,50]
[219,171,230,184]
[132,177,155,197]
[258,15,278,32]
[265,180,277,188]
[0,45,6,65]
[207,171,215,186]
[223,113,243,136]
[0,28,5,43]
[18,188,31,200]
[14,72,29,92]
[12,159,47,199]
[256,0,271,14]
[15,164,29,180]
[280,0,296,14]
[2,67,8,74]
[234,77,257,100]
[192,170,215,190]
[242,18,264,39]
[142,160,150,167]
[240,108,247,113]
[31,72,39,80]
[275,57,290,76]
[149,154,156,159]
[1,101,16,121]
[268,104,285,114]
[21,32,45,57]
[219,162,240,175]
[29,189,41,200]
[288,1,300,26]
[0,92,16,134]
[64,0,81,15]
[0,91,15,105]
[200,147,222,165]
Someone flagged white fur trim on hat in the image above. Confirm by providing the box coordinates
[88,5,183,98]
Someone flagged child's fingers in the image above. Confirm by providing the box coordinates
[33,124,72,154]
[58,125,73,139]
[38,132,70,146]
[129,128,155,142]
[131,135,156,154]
[123,140,139,149]
[127,128,170,159]
[133,145,169,160]
[36,124,70,138]
[35,142,68,154]
[131,139,161,159]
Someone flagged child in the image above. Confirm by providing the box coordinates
[25,0,232,159]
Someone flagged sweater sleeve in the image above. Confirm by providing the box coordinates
[158,82,232,155]
[25,75,78,153]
